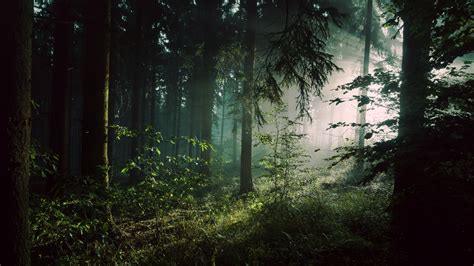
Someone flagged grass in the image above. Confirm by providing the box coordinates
[31,166,393,265]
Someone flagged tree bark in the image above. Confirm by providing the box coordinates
[240,0,257,194]
[81,0,111,187]
[49,0,73,193]
[108,0,118,174]
[129,0,145,183]
[356,0,372,147]
[232,114,238,169]
[220,84,227,149]
[197,0,220,176]
[0,0,33,264]
[174,89,182,156]
[392,1,434,264]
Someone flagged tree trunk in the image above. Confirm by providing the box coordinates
[197,0,220,176]
[129,0,145,183]
[188,65,201,158]
[165,61,179,156]
[81,0,111,187]
[220,84,227,149]
[1,1,33,264]
[150,66,158,130]
[49,0,73,193]
[108,0,120,176]
[392,1,434,264]
[240,0,257,194]
[232,116,238,168]
[174,90,182,156]
[356,0,372,147]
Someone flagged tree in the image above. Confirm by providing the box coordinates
[49,0,73,192]
[128,0,146,183]
[390,0,436,264]
[196,0,221,176]
[356,0,372,147]
[238,0,340,192]
[81,0,111,187]
[240,0,257,194]
[0,0,33,264]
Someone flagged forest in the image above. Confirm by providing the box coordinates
[1,0,473,265]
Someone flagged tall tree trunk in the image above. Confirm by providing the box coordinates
[232,82,239,169]
[232,117,238,168]
[174,90,182,156]
[240,0,257,194]
[0,0,33,264]
[392,1,434,264]
[129,0,145,183]
[188,64,201,158]
[150,67,158,129]
[165,61,179,156]
[81,0,111,187]
[197,0,220,176]
[356,0,372,147]
[187,74,197,157]
[49,0,73,193]
[108,0,119,175]
[352,0,373,181]
[220,84,227,149]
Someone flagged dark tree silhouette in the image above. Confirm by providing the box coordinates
[0,0,33,264]
[49,0,73,192]
[240,0,257,194]
[81,0,111,187]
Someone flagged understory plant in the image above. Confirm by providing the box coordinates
[257,104,311,202]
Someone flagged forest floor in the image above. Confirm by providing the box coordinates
[32,164,393,265]
[115,170,392,265]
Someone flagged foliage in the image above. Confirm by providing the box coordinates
[112,125,211,218]
[115,125,210,181]
[148,177,391,265]
[381,0,473,68]
[256,104,311,201]
[255,1,343,122]
[30,178,119,264]
[30,139,58,178]
[31,120,394,265]
[328,64,474,184]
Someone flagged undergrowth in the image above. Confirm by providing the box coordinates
[31,170,392,265]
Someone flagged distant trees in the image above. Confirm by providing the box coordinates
[0,0,33,264]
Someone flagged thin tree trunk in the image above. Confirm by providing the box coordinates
[175,90,182,156]
[0,0,33,264]
[166,61,179,155]
[188,74,198,157]
[240,0,257,194]
[356,0,372,147]
[81,0,111,187]
[150,68,158,129]
[232,117,238,168]
[188,65,201,158]
[220,84,227,149]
